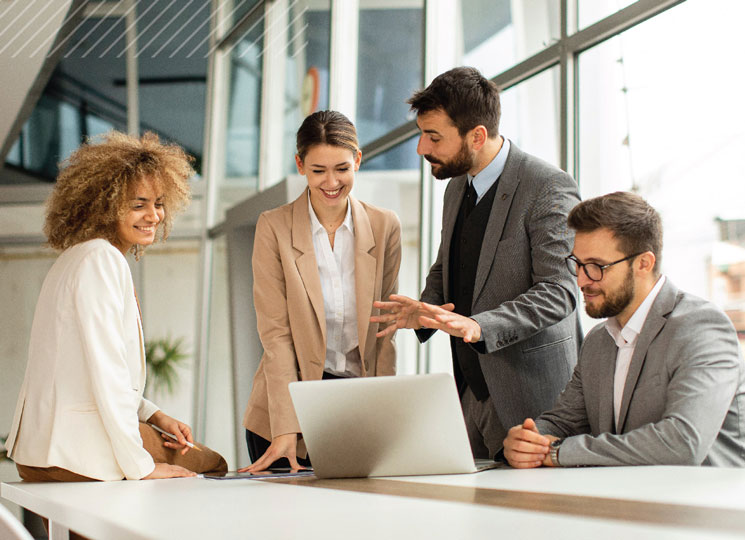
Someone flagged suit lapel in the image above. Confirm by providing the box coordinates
[473,142,521,303]
[441,177,467,300]
[292,190,327,343]
[595,329,617,435]
[616,280,676,432]
[351,197,376,371]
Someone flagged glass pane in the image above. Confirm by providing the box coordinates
[356,3,423,168]
[500,66,561,168]
[6,139,21,167]
[577,0,745,331]
[136,0,209,175]
[282,0,331,177]
[86,116,115,137]
[460,0,560,79]
[231,0,262,27]
[203,236,236,468]
[359,136,420,374]
[20,95,80,179]
[577,0,636,30]
[220,19,264,222]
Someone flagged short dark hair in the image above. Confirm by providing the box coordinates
[568,191,663,275]
[296,110,359,161]
[407,66,500,138]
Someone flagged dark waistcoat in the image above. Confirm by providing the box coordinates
[448,178,500,401]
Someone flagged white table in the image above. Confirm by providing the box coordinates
[4,466,745,540]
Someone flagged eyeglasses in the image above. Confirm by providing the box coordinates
[565,253,643,282]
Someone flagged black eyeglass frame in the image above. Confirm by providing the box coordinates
[565,252,644,282]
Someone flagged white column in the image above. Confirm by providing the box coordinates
[193,0,232,442]
[258,0,289,189]
[329,0,359,122]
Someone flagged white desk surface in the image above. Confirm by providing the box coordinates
[3,466,745,540]
[391,465,745,510]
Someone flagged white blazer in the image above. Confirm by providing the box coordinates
[6,239,159,480]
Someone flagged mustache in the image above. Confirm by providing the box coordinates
[581,286,602,295]
[424,155,443,165]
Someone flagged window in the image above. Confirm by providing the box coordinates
[356,4,423,171]
[578,0,745,337]
[282,0,331,177]
[460,0,559,79]
[501,66,561,167]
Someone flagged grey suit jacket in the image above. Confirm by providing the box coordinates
[419,142,582,429]
[536,279,745,467]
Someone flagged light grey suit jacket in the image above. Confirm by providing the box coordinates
[419,142,582,430]
[536,279,745,467]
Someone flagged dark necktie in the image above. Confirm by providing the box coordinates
[465,181,478,217]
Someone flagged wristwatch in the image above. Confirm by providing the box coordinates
[549,438,563,467]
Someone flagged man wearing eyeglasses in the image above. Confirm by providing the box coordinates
[503,191,745,467]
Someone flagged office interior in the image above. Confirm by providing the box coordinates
[1,0,743,527]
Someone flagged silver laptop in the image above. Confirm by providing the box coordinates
[288,373,499,478]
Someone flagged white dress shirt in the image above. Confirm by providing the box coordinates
[605,275,666,429]
[466,136,509,204]
[308,196,361,377]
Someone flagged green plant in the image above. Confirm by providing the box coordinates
[145,337,189,396]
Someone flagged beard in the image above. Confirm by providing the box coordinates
[583,265,635,319]
[425,139,474,179]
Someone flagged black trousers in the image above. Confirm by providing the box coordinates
[245,370,345,469]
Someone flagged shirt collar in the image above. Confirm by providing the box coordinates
[605,275,666,346]
[467,136,509,198]
[307,192,353,235]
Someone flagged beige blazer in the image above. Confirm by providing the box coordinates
[243,190,401,452]
[6,239,159,481]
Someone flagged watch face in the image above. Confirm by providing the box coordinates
[550,438,563,448]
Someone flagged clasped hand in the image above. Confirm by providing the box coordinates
[502,418,558,468]
[371,294,482,343]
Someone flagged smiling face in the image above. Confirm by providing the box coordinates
[572,228,640,324]
[296,143,361,215]
[416,109,475,179]
[114,179,165,255]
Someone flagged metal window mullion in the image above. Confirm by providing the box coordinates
[559,0,577,176]
[563,0,685,56]
[125,0,139,136]
[193,0,232,440]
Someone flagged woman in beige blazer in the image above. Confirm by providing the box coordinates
[241,111,402,472]
[6,132,226,483]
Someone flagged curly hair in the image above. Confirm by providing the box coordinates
[44,131,194,258]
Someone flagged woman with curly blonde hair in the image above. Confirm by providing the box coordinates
[6,131,226,485]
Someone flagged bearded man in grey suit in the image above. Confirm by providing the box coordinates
[504,192,745,467]
[372,67,582,460]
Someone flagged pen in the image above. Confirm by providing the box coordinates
[148,423,202,451]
